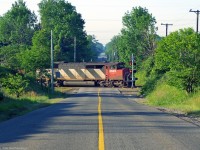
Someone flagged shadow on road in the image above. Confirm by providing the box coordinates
[0,90,199,145]
[0,102,80,143]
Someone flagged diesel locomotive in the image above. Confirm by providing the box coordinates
[49,61,133,87]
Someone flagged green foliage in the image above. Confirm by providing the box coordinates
[0,96,47,121]
[19,30,51,72]
[136,56,156,86]
[0,0,105,102]
[0,44,28,69]
[141,70,163,96]
[1,73,29,98]
[1,0,104,76]
[105,7,157,66]
[135,56,159,94]
[0,87,71,122]
[147,84,200,116]
[0,62,13,76]
[38,0,91,62]
[0,0,37,45]
[155,28,200,93]
[105,36,123,62]
[140,56,155,77]
[135,70,146,86]
[0,0,37,69]
[185,91,200,115]
[140,28,199,96]
[87,35,104,61]
[147,84,188,106]
[138,28,200,116]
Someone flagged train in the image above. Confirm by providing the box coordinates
[38,61,135,87]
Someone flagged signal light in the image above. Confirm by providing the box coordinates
[130,69,136,73]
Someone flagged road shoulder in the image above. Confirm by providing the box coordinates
[118,87,200,127]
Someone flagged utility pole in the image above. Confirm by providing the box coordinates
[161,23,173,36]
[189,9,200,33]
[50,30,54,94]
[74,36,76,62]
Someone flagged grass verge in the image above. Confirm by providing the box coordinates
[0,87,73,122]
[146,84,200,116]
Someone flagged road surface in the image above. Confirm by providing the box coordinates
[0,87,200,150]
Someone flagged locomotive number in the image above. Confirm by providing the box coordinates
[109,70,116,73]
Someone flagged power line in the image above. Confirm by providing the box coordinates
[158,19,194,22]
[87,30,119,32]
[161,23,173,36]
[85,19,194,22]
[189,9,200,33]
[86,19,120,22]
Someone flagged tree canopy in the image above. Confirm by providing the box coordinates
[0,0,105,98]
[0,0,37,69]
[38,0,91,62]
[0,0,37,46]
[155,28,200,93]
[105,6,157,66]
[0,0,104,73]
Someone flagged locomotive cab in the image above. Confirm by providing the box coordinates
[104,62,131,87]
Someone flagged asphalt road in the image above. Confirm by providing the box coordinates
[0,87,200,150]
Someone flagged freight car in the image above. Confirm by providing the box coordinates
[52,62,132,87]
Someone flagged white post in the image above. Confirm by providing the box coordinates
[131,53,134,88]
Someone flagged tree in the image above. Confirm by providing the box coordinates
[38,0,90,62]
[19,29,51,72]
[1,73,29,98]
[155,28,200,93]
[105,7,157,67]
[121,7,157,64]
[87,35,104,61]
[105,36,123,62]
[0,0,37,46]
[0,0,37,69]
[18,0,105,75]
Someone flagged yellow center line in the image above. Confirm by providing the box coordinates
[98,89,105,150]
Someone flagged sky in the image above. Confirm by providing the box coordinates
[0,0,200,45]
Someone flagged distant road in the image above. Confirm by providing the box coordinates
[0,88,200,150]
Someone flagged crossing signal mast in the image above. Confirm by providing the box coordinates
[130,54,137,88]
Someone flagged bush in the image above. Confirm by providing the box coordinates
[136,56,155,87]
[1,73,29,98]
[154,28,200,93]
[147,83,188,106]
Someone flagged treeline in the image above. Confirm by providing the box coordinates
[105,7,200,94]
[105,7,157,66]
[0,0,104,98]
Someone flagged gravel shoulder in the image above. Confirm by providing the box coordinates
[118,87,200,127]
